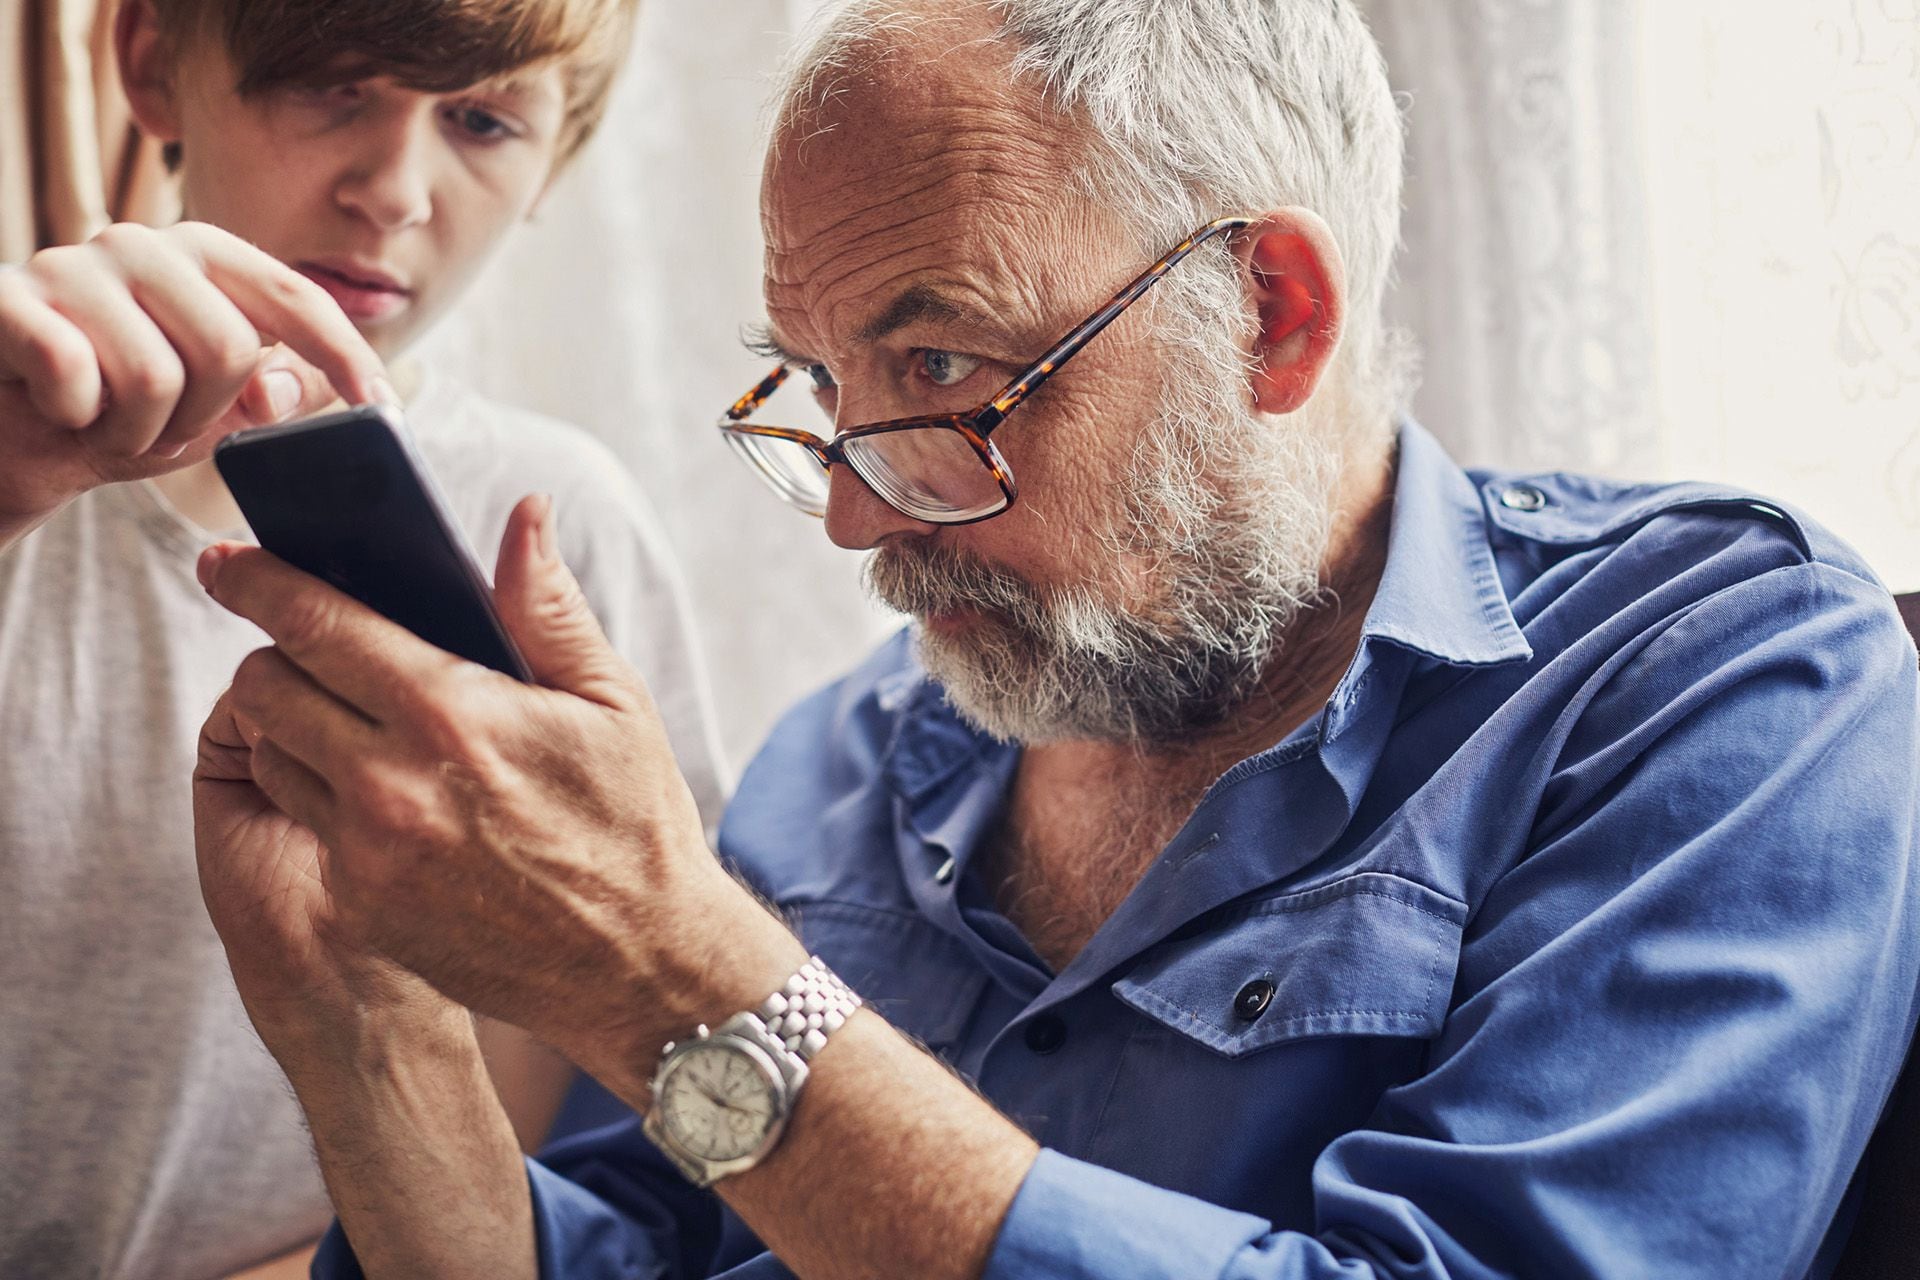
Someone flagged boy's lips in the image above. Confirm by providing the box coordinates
[296,259,414,323]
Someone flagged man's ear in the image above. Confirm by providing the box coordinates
[1238,209,1346,414]
[115,0,184,145]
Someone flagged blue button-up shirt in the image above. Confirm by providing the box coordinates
[318,423,1920,1279]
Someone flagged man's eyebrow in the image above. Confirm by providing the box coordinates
[741,287,1028,366]
[855,285,1013,345]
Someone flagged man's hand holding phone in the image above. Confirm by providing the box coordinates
[0,220,391,549]
[192,496,800,1083]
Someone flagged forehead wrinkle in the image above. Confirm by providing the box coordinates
[764,129,1057,281]
[767,198,1053,352]
[763,81,1101,362]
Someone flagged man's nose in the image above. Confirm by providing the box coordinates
[334,111,436,231]
[821,463,937,550]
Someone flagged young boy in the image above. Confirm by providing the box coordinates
[0,1,729,1276]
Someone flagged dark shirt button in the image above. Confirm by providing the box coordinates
[1024,1015,1067,1055]
[1234,979,1276,1022]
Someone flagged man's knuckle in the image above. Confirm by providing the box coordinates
[356,780,456,855]
[277,591,339,651]
[231,645,278,694]
[418,702,487,764]
[537,580,590,628]
[248,740,292,791]
[358,775,423,833]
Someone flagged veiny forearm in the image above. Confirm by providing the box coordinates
[476,1016,580,1152]
[271,1008,537,1280]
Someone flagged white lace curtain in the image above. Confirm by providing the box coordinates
[426,0,1920,764]
[1365,0,1920,589]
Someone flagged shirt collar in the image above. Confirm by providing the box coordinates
[883,418,1532,799]
[1360,419,1532,669]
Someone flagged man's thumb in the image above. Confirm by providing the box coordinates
[493,494,631,701]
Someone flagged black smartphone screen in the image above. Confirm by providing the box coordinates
[214,407,532,682]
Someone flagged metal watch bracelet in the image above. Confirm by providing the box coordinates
[755,956,862,1062]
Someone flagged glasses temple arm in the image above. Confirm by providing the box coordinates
[977,217,1252,429]
[726,363,794,421]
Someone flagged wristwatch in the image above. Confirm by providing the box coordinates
[642,956,862,1187]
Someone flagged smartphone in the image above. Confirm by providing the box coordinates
[214,405,533,682]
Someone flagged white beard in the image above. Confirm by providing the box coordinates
[865,280,1343,746]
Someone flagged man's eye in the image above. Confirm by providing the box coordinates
[805,364,837,393]
[917,350,982,388]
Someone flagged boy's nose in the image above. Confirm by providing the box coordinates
[335,116,435,231]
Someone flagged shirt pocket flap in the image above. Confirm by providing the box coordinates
[789,900,985,1053]
[1111,872,1467,1059]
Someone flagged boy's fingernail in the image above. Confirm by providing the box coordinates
[263,370,302,421]
[369,377,401,408]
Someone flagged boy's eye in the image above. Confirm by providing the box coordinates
[805,364,837,393]
[448,105,515,141]
[917,349,982,388]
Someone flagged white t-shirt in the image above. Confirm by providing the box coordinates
[0,367,731,1280]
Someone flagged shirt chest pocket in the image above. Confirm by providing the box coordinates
[787,899,987,1057]
[1111,872,1467,1058]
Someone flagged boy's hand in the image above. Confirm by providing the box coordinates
[0,220,390,542]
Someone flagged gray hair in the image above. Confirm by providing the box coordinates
[771,0,1414,420]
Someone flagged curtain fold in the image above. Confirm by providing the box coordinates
[0,0,174,261]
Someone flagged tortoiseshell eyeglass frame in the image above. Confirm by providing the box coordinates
[719,216,1254,526]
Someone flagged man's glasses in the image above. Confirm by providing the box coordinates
[719,217,1252,526]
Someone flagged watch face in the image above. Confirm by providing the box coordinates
[658,1040,782,1163]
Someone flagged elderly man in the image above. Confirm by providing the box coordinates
[190,1,1918,1277]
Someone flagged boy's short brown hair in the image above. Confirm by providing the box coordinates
[152,0,641,167]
